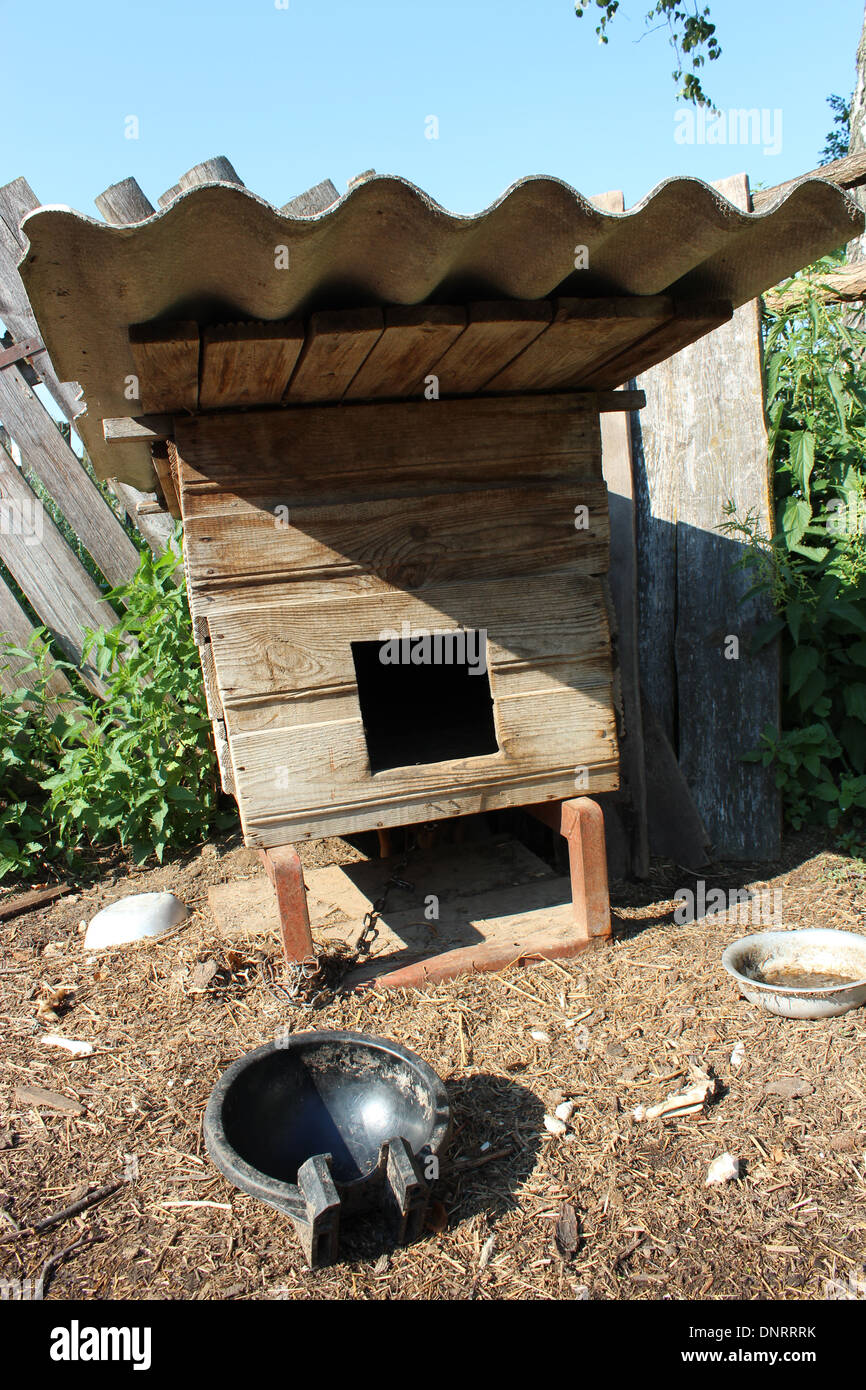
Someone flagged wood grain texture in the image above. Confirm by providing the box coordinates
[485,297,674,392]
[243,770,618,847]
[343,305,466,399]
[0,178,83,424]
[582,299,734,389]
[174,393,601,507]
[109,481,176,553]
[0,448,116,694]
[175,390,618,843]
[129,321,200,413]
[284,308,383,402]
[0,362,139,587]
[230,683,618,843]
[429,301,553,395]
[159,157,244,208]
[193,617,235,795]
[183,480,609,600]
[150,443,182,520]
[199,321,304,408]
[207,573,612,733]
[281,179,340,217]
[103,415,173,443]
[95,178,155,224]
[632,173,779,859]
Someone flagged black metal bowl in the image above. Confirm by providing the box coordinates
[204,1030,450,1263]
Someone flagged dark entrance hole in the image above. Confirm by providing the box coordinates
[351,632,499,774]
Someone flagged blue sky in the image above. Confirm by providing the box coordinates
[1,0,863,215]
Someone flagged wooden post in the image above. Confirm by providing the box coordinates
[527,797,611,941]
[259,845,314,965]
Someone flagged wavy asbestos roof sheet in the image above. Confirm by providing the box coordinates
[19,173,864,489]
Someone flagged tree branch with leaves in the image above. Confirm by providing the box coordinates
[574,2,721,107]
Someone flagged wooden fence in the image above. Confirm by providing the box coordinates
[0,176,174,706]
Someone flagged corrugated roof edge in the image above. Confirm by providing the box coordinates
[17,172,863,490]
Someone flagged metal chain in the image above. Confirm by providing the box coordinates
[356,835,416,957]
[274,834,418,1008]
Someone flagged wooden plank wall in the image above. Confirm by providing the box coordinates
[630,173,780,861]
[173,394,620,847]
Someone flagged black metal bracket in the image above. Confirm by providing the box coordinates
[287,1141,431,1270]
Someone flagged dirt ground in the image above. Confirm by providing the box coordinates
[1,822,865,1302]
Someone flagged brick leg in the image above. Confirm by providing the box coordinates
[527,796,611,941]
[259,844,314,964]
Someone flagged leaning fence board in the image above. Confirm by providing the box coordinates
[109,481,175,553]
[0,178,82,424]
[0,362,139,586]
[632,173,780,860]
[0,572,73,717]
[0,448,115,695]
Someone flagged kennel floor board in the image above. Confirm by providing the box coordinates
[207,835,590,988]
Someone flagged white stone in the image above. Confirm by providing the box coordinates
[83,892,189,950]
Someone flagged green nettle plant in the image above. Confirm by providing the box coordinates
[0,647,83,877]
[721,254,866,855]
[0,538,237,880]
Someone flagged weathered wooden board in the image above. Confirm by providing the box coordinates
[485,297,673,393]
[102,415,173,444]
[281,179,340,217]
[109,480,176,553]
[0,448,116,694]
[183,480,609,601]
[343,305,466,400]
[174,387,618,845]
[231,682,618,844]
[583,299,733,390]
[129,321,200,413]
[600,410,649,878]
[158,156,244,209]
[199,321,304,408]
[207,574,612,733]
[192,616,235,795]
[0,362,139,587]
[0,178,83,425]
[429,302,553,395]
[215,655,606,736]
[0,572,73,718]
[284,308,383,402]
[632,173,780,860]
[95,178,156,225]
[174,393,601,506]
[150,443,182,520]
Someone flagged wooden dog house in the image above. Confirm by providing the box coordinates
[19,167,863,984]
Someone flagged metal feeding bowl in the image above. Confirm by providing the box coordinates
[204,1030,450,1267]
[722,928,866,1020]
